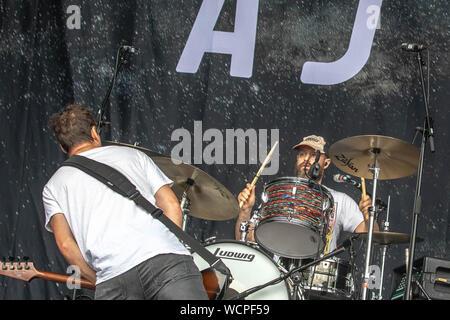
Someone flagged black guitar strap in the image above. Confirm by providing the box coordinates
[60,155,232,279]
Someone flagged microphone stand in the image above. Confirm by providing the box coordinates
[226,236,358,300]
[96,45,130,136]
[404,50,435,300]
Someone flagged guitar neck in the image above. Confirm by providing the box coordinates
[34,270,96,290]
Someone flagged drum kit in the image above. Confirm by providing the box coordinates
[104,134,422,300]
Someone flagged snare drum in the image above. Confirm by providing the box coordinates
[302,258,354,299]
[254,177,334,259]
[192,240,290,300]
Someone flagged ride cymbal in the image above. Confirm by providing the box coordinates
[328,135,420,180]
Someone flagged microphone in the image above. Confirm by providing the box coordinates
[308,151,321,181]
[401,43,426,52]
[121,45,139,54]
[333,174,361,189]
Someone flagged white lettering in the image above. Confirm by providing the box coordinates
[176,0,259,78]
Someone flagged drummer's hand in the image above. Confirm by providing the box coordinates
[238,184,255,213]
[359,194,372,219]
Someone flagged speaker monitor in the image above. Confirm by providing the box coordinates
[391,256,450,300]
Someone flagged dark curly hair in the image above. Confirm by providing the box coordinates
[49,104,97,152]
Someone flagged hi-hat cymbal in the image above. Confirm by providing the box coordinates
[103,141,239,221]
[353,231,423,245]
[328,135,419,180]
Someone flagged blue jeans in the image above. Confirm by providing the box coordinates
[94,254,208,300]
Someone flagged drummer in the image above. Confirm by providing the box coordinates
[235,134,379,253]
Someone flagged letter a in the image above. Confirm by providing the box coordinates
[176,0,259,78]
[66,5,81,30]
[300,0,383,85]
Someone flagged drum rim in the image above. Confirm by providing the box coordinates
[264,176,317,188]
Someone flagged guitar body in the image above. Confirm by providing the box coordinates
[200,267,231,300]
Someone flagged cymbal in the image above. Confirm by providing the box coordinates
[328,135,420,180]
[103,141,239,221]
[152,157,239,221]
[353,231,423,245]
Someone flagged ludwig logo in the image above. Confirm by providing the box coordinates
[213,247,255,262]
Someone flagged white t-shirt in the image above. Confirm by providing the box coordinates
[42,145,190,285]
[323,185,365,252]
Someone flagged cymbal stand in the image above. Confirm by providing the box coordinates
[375,195,391,300]
[361,149,380,300]
[180,191,191,231]
[180,178,195,231]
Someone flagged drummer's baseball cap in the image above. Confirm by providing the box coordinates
[292,135,327,154]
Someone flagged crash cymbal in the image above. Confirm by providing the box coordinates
[353,231,423,245]
[328,135,419,180]
[103,141,239,221]
[151,157,239,221]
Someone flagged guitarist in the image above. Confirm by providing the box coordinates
[42,104,208,300]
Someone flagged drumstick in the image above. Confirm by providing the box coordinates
[361,177,367,197]
[239,141,279,208]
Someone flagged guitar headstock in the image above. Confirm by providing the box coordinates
[0,257,38,282]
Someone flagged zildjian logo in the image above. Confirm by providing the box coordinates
[334,153,359,173]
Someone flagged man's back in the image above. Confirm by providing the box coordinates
[42,145,190,284]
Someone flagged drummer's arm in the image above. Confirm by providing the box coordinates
[235,208,256,242]
[354,194,380,233]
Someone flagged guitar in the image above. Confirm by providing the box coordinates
[0,258,95,290]
[0,258,229,300]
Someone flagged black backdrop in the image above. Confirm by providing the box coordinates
[0,0,448,300]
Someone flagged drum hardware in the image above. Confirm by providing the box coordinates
[180,179,194,231]
[203,236,217,245]
[227,235,357,300]
[375,195,390,300]
[359,149,381,300]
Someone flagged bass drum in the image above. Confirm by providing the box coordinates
[192,240,290,300]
